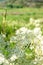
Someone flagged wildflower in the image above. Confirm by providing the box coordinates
[30,45,34,50]
[37,34,42,40]
[30,18,34,23]
[10,36,16,43]
[10,54,18,62]
[0,53,9,65]
[2,34,6,38]
[16,30,20,35]
[16,27,28,34]
[0,53,5,64]
[35,19,40,23]
[33,61,37,65]
[33,27,42,36]
[41,40,43,45]
[27,29,32,34]
[5,59,9,64]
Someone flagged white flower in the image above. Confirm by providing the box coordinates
[4,59,9,64]
[34,38,39,44]
[34,19,41,27]
[30,18,34,23]
[35,23,40,27]
[22,36,25,39]
[33,61,37,65]
[0,53,5,64]
[41,46,43,53]
[27,29,32,34]
[33,27,42,36]
[37,34,42,40]
[35,46,39,55]
[35,19,40,23]
[41,40,43,45]
[2,34,6,38]
[20,27,27,31]
[10,54,18,62]
[39,57,43,61]
[20,27,28,34]
[1,33,6,38]
[16,27,32,35]
[16,27,28,35]
[30,46,34,50]
[0,53,9,65]
[10,63,14,65]
[16,30,20,35]
[10,36,16,43]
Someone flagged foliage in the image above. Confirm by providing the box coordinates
[0,17,43,65]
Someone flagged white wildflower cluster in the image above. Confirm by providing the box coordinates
[0,53,5,64]
[0,53,9,65]
[10,54,18,62]
[10,27,34,44]
[29,18,43,27]
[0,26,43,65]
[0,18,43,65]
[0,53,18,65]
[10,26,43,65]
[33,27,42,36]
[29,18,34,23]
[1,33,6,38]
[10,36,17,43]
[33,27,43,56]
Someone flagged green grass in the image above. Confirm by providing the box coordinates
[0,7,43,36]
[6,7,43,13]
[0,7,43,22]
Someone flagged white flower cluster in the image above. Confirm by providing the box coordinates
[33,27,43,56]
[10,54,18,62]
[0,53,18,65]
[0,53,9,65]
[0,53,5,64]
[29,18,43,27]
[10,27,34,44]
[10,26,43,64]
[0,18,43,65]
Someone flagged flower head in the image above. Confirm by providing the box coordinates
[10,54,18,62]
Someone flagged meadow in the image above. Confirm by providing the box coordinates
[0,7,43,65]
[0,7,43,22]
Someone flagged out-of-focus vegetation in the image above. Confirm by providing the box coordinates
[0,0,43,8]
[0,0,43,65]
[0,7,43,23]
[0,16,43,65]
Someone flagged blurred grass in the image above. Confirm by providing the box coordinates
[0,7,43,40]
[0,7,43,22]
